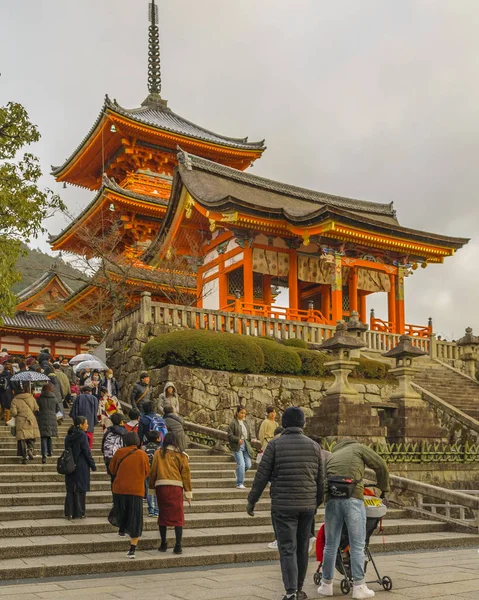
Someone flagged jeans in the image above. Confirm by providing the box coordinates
[233,444,251,486]
[272,510,315,595]
[41,436,53,458]
[147,493,158,515]
[322,498,367,584]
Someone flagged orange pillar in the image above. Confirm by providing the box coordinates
[349,267,358,313]
[331,254,343,324]
[288,250,298,311]
[388,273,397,333]
[243,246,254,306]
[396,267,405,334]
[196,271,203,308]
[263,275,272,306]
[321,285,331,322]
[359,292,367,323]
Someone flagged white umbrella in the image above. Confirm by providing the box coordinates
[69,353,98,366]
[73,359,107,373]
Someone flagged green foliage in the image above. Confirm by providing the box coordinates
[352,357,389,380]
[0,102,65,317]
[252,338,302,375]
[142,330,265,373]
[283,338,308,349]
[295,349,329,376]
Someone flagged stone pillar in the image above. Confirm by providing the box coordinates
[347,311,368,361]
[457,327,479,379]
[140,291,152,325]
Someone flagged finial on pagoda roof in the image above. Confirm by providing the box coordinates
[142,0,168,109]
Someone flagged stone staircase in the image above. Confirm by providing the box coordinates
[414,362,479,422]
[0,425,477,582]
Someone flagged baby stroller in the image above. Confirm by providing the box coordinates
[313,487,393,595]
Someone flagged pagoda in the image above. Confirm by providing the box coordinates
[50,0,265,321]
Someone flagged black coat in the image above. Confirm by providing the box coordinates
[247,427,323,513]
[36,392,62,438]
[0,373,13,410]
[48,374,63,404]
[64,427,96,493]
[130,381,150,407]
[101,377,119,398]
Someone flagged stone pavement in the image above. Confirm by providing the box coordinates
[1,547,478,600]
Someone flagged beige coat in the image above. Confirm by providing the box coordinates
[11,393,40,441]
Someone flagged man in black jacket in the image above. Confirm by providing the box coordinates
[247,407,323,600]
[130,372,150,413]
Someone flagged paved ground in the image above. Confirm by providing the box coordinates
[0,548,478,600]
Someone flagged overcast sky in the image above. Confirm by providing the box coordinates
[1,0,478,338]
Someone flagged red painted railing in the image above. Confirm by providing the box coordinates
[370,316,433,339]
[221,300,328,324]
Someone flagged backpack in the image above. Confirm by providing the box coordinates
[103,429,124,461]
[144,414,167,444]
[57,447,76,475]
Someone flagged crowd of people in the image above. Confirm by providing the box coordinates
[0,346,392,599]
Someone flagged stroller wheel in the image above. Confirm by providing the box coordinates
[313,571,322,586]
[381,576,393,591]
[340,578,351,595]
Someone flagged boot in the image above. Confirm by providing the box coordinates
[4,409,11,423]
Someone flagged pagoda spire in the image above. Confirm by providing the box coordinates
[142,0,168,108]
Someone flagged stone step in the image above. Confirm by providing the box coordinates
[0,531,477,582]
[0,458,234,472]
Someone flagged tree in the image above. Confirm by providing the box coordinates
[0,102,64,317]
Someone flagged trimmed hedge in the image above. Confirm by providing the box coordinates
[352,357,389,380]
[283,338,308,349]
[252,338,302,375]
[142,330,264,373]
[295,349,329,377]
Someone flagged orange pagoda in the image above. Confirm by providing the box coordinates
[50,0,265,319]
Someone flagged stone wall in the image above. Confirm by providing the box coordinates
[389,463,479,490]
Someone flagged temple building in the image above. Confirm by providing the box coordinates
[49,0,467,336]
[1,273,97,358]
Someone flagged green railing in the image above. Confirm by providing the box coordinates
[322,440,479,464]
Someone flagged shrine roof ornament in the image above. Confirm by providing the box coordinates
[16,272,73,303]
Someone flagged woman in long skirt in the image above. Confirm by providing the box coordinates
[108,431,150,559]
[149,432,192,554]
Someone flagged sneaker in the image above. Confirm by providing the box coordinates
[118,531,126,537]
[268,540,278,549]
[158,542,168,552]
[281,595,296,600]
[126,548,136,559]
[173,544,182,554]
[317,582,333,597]
[236,484,246,489]
[309,536,316,553]
[148,512,156,518]
[297,591,308,600]
[352,584,375,599]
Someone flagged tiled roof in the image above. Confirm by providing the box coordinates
[17,272,73,302]
[2,312,98,336]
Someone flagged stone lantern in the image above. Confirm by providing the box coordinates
[306,322,386,443]
[383,335,443,442]
[457,327,479,379]
[85,335,99,352]
[346,311,368,361]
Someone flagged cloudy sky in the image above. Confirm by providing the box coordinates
[1,0,478,338]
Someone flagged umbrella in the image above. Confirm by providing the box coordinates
[69,353,98,366]
[73,359,107,373]
[11,371,50,382]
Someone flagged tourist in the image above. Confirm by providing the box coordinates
[163,405,188,452]
[142,430,162,517]
[53,362,71,407]
[0,348,9,365]
[138,402,167,445]
[227,405,254,489]
[247,407,323,600]
[101,368,120,398]
[124,408,140,433]
[69,386,99,449]
[158,381,179,414]
[60,358,75,383]
[79,368,92,387]
[64,416,97,520]
[318,439,390,599]
[37,346,51,369]
[101,412,127,479]
[90,371,102,400]
[0,363,14,423]
[97,387,121,430]
[10,381,41,464]
[258,406,278,451]
[130,371,150,413]
[45,365,63,405]
[108,431,150,559]
[36,382,63,464]
[149,432,192,554]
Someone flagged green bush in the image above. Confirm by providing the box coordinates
[142,330,264,373]
[251,338,302,375]
[283,338,308,349]
[352,357,388,380]
[295,349,329,377]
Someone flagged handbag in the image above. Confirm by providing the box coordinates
[327,476,359,499]
[6,417,15,427]
[57,446,76,475]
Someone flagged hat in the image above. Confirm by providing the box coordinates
[282,406,305,429]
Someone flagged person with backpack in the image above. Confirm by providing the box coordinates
[138,402,167,445]
[149,432,192,554]
[64,416,97,520]
[101,413,127,480]
[108,431,150,559]
[36,383,63,464]
[69,386,99,449]
[124,408,140,433]
[0,364,14,424]
[130,372,150,413]
[142,430,162,517]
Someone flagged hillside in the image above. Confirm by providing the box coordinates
[13,246,88,295]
